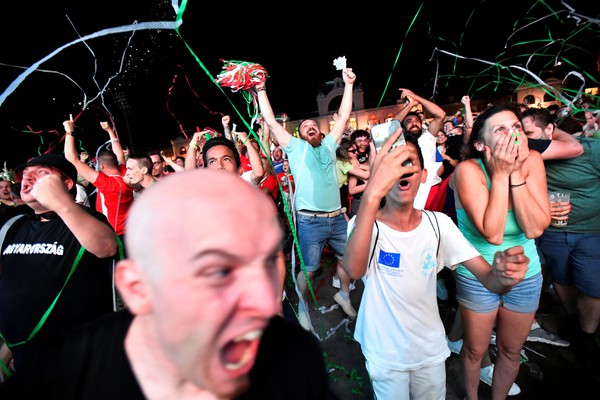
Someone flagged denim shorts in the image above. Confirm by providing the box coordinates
[297,212,347,273]
[538,231,600,297]
[455,272,542,313]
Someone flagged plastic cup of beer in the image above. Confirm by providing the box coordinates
[548,191,570,227]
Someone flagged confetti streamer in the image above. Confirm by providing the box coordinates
[165,65,224,139]
[215,60,268,92]
[215,60,268,129]
[0,19,183,108]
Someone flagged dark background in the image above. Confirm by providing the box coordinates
[0,0,598,168]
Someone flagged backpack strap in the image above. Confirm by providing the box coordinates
[423,210,441,258]
[0,214,26,251]
[367,221,380,268]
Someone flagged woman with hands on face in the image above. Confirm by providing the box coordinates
[450,104,550,399]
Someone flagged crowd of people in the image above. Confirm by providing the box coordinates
[0,64,598,399]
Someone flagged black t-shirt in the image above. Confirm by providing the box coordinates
[0,207,116,370]
[352,154,369,200]
[444,135,463,162]
[0,203,32,225]
[357,151,369,165]
[440,135,464,180]
[0,312,333,400]
[0,311,143,399]
[528,138,551,154]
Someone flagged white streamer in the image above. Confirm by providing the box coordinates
[0,20,182,108]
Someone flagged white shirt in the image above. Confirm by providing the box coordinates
[414,130,442,209]
[349,212,479,371]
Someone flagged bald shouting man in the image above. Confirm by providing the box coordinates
[0,169,332,400]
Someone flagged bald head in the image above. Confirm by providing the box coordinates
[117,168,285,396]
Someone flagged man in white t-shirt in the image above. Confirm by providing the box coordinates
[341,130,529,399]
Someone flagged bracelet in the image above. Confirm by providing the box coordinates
[110,138,120,143]
[510,181,526,188]
[189,141,199,150]
[255,86,266,93]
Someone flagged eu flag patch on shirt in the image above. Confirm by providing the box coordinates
[378,250,400,268]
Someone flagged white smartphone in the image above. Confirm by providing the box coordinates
[371,120,405,152]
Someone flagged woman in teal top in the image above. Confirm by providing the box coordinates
[455,159,541,280]
[451,104,551,399]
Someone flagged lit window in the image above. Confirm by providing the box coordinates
[349,117,357,131]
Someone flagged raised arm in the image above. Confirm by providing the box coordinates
[328,68,356,143]
[221,115,233,141]
[258,119,271,159]
[236,131,264,185]
[393,93,419,124]
[255,82,292,148]
[255,67,355,146]
[397,88,446,136]
[63,117,100,184]
[160,151,184,172]
[184,131,203,170]
[461,95,474,144]
[100,121,126,165]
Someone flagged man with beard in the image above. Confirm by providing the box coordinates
[394,88,446,210]
[254,67,358,331]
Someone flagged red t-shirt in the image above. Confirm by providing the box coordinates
[240,154,252,172]
[92,165,134,235]
[260,174,279,202]
[276,172,295,193]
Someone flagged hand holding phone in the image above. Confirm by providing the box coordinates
[371,120,405,152]
[371,120,412,166]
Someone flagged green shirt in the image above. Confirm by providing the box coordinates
[336,160,354,189]
[544,138,600,233]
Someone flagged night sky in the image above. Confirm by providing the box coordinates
[1,0,598,169]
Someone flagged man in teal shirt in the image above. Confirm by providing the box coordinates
[255,67,358,331]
